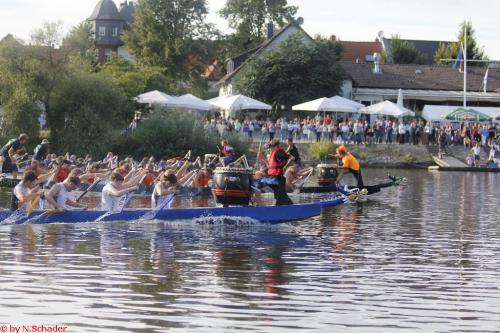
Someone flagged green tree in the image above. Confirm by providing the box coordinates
[49,71,132,155]
[434,20,488,65]
[124,0,214,79]
[235,35,344,113]
[382,34,427,64]
[0,37,43,140]
[62,21,98,67]
[220,0,298,52]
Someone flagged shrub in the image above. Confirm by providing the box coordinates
[110,109,249,160]
[309,140,335,161]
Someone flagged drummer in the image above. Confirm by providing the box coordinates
[332,145,364,188]
[257,139,294,205]
[220,140,235,166]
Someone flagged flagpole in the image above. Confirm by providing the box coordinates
[463,27,467,107]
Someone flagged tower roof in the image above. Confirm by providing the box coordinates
[89,0,123,21]
[119,1,135,25]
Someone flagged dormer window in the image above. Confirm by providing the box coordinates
[99,26,106,37]
[112,27,118,37]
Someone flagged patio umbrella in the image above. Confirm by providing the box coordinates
[135,90,179,106]
[444,108,492,122]
[359,100,415,117]
[175,94,211,111]
[293,97,358,120]
[207,94,271,117]
[329,95,365,110]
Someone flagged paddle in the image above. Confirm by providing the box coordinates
[24,209,65,225]
[76,176,101,202]
[140,193,176,221]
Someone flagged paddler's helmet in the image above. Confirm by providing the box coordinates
[335,145,348,158]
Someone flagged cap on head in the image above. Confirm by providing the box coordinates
[335,145,348,158]
[41,139,49,144]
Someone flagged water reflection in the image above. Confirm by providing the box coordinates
[0,169,499,332]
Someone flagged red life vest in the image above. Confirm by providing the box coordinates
[268,147,287,176]
[223,145,234,158]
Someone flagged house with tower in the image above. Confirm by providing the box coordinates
[88,0,135,64]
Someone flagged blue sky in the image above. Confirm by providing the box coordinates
[1,0,499,58]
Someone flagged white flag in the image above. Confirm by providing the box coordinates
[483,67,489,93]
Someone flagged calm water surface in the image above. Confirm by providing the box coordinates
[0,169,499,332]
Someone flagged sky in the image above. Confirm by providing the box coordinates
[1,0,499,59]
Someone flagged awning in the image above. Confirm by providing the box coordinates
[444,108,492,122]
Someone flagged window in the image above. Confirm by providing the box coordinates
[112,27,118,37]
[105,49,112,62]
[98,26,106,37]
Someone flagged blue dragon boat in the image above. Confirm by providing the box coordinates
[0,196,347,225]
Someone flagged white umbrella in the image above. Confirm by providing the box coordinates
[207,94,271,117]
[359,100,415,117]
[329,95,365,110]
[175,94,211,111]
[135,90,179,106]
[292,97,357,113]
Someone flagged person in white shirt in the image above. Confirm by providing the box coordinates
[101,172,142,211]
[45,176,87,210]
[471,143,481,167]
[11,171,39,211]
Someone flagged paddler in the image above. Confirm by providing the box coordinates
[151,173,178,209]
[219,140,235,166]
[44,176,88,210]
[257,139,294,206]
[0,133,28,179]
[332,145,364,188]
[101,171,145,211]
[11,171,39,211]
[32,139,50,162]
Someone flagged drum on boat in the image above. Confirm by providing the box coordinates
[212,167,252,206]
[316,164,338,186]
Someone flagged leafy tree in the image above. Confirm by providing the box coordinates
[382,35,427,65]
[434,20,488,65]
[62,21,97,67]
[49,71,132,155]
[0,37,43,140]
[124,0,214,79]
[220,0,298,51]
[235,35,344,113]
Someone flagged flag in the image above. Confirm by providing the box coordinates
[452,48,463,69]
[483,67,489,93]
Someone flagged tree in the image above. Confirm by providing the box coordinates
[62,21,97,67]
[220,0,298,52]
[382,35,427,65]
[49,71,132,155]
[434,20,488,65]
[124,0,214,79]
[235,35,344,113]
[0,37,43,140]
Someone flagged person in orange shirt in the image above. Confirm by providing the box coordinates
[332,145,364,188]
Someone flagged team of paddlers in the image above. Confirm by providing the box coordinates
[0,133,364,213]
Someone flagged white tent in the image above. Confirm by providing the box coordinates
[135,90,179,106]
[359,100,415,117]
[422,105,500,123]
[207,94,271,117]
[175,94,211,111]
[329,95,365,110]
[292,97,358,113]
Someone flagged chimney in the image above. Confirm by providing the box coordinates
[267,23,274,40]
[373,52,382,74]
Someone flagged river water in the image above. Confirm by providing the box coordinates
[0,169,498,332]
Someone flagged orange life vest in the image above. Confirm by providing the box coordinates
[267,147,287,176]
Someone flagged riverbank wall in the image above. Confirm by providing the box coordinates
[249,143,435,168]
